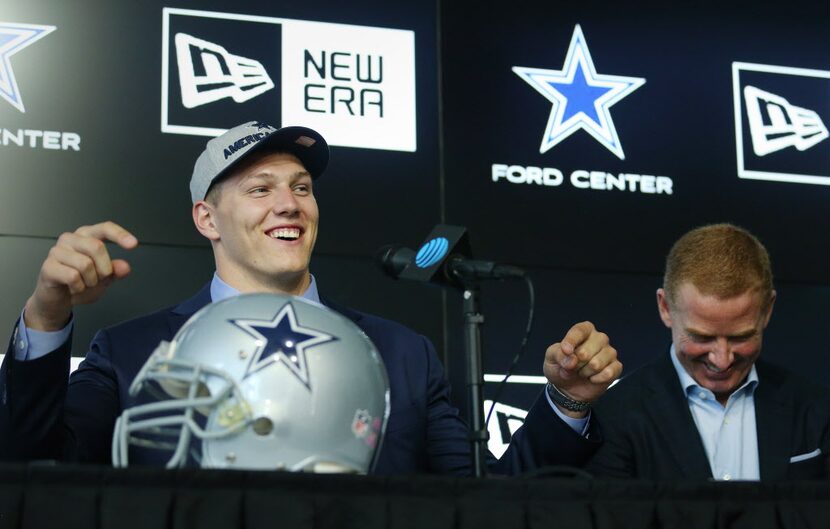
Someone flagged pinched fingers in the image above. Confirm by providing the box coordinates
[44,245,98,292]
[560,321,596,353]
[26,222,136,331]
[50,233,112,286]
[575,342,618,378]
[75,221,138,250]
[545,342,575,371]
[35,221,137,303]
[588,359,623,385]
[570,330,612,373]
[50,222,138,285]
[544,323,622,403]
[555,323,609,372]
[545,321,597,371]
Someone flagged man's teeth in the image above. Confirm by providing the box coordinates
[704,361,727,373]
[270,228,300,240]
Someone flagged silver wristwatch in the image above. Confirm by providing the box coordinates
[546,383,591,412]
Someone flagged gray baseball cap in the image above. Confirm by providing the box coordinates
[190,121,329,203]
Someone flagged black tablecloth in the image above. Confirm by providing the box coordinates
[1,464,829,529]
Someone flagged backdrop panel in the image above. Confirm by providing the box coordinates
[0,0,440,258]
[1,0,828,471]
[441,0,830,283]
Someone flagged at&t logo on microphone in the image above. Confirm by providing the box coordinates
[415,237,449,269]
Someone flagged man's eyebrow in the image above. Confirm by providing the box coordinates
[239,170,312,183]
[728,329,758,339]
[685,327,757,339]
[685,328,712,339]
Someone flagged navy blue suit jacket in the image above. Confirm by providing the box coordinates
[1,284,600,475]
[587,353,830,480]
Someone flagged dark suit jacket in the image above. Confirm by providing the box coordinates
[0,284,599,475]
[587,352,830,480]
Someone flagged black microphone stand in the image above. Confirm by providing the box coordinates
[377,227,523,478]
[460,283,489,478]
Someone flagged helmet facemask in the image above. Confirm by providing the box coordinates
[112,294,389,474]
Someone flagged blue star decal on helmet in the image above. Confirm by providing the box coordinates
[0,22,56,113]
[512,24,645,160]
[232,303,336,390]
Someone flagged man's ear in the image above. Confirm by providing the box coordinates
[193,200,220,241]
[762,290,776,329]
[656,288,673,328]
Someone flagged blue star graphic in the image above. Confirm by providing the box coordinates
[252,121,274,131]
[513,24,645,160]
[0,22,56,113]
[232,303,336,390]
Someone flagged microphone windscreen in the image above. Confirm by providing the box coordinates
[374,244,414,278]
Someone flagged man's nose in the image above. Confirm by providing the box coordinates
[271,188,300,216]
[708,338,733,369]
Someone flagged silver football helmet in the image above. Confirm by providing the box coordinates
[112,293,389,473]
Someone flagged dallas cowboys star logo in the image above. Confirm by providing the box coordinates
[0,22,56,113]
[232,303,336,390]
[252,121,273,130]
[513,24,645,160]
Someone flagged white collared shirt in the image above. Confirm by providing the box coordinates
[669,345,760,480]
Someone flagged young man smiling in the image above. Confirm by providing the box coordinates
[194,151,319,295]
[588,223,830,480]
[1,121,622,474]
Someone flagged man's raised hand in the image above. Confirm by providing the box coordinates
[543,321,622,416]
[24,221,137,331]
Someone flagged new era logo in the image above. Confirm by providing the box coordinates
[743,85,828,156]
[175,33,274,109]
[733,62,830,186]
[161,8,416,152]
[483,399,527,458]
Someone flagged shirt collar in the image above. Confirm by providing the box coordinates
[669,343,759,398]
[209,272,321,305]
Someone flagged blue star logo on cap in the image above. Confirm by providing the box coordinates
[512,24,645,160]
[252,121,274,131]
[232,303,336,390]
[0,22,56,113]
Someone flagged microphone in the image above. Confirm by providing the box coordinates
[445,256,525,280]
[376,226,526,476]
[374,225,525,286]
[375,244,414,278]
